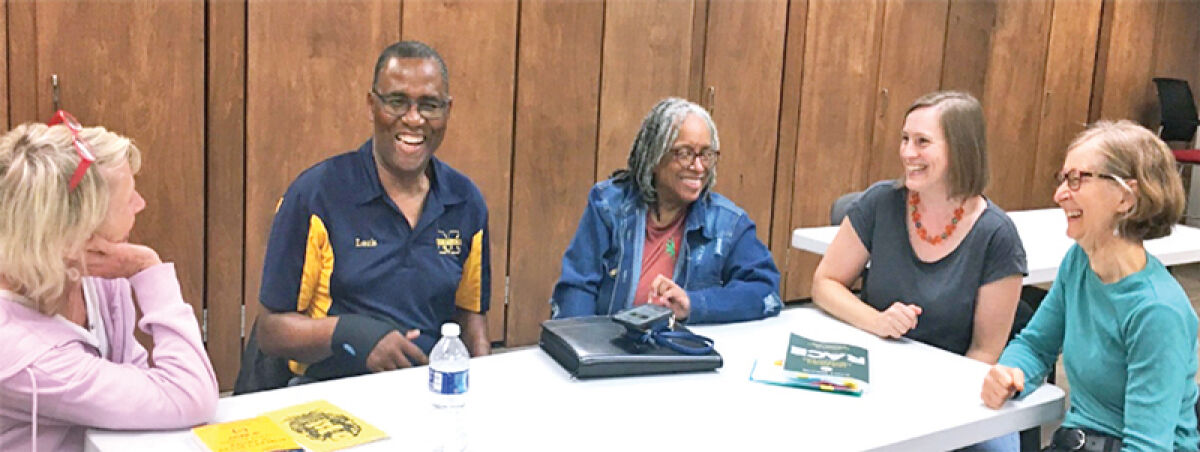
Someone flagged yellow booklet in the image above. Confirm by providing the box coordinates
[192,415,303,452]
[263,400,388,452]
[194,400,388,452]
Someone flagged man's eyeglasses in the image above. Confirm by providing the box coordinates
[1055,168,1132,192]
[670,148,720,167]
[371,90,450,120]
[46,110,96,192]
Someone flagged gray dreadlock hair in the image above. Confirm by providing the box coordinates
[613,97,719,207]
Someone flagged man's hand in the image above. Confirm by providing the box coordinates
[455,310,491,357]
[84,236,162,279]
[871,302,922,338]
[365,329,428,372]
[648,274,691,321]
[980,364,1025,409]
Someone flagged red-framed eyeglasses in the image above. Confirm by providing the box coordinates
[46,110,96,191]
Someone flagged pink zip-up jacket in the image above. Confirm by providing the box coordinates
[0,263,218,451]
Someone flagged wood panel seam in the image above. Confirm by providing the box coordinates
[591,0,608,184]
[503,0,525,318]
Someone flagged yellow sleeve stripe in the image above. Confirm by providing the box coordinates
[290,214,335,376]
[454,229,484,313]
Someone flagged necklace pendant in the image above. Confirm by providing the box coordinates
[666,238,676,258]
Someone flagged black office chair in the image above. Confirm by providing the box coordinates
[233,318,294,394]
[1011,286,1056,384]
[1152,77,1200,148]
[1010,285,1054,451]
[1155,78,1200,225]
[830,190,867,289]
[830,190,863,226]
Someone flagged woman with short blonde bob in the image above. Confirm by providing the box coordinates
[0,115,217,451]
[981,121,1199,451]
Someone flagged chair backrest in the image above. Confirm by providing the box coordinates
[233,318,294,395]
[830,191,864,226]
[829,190,868,288]
[1009,287,1045,340]
[1009,286,1055,386]
[1152,78,1200,142]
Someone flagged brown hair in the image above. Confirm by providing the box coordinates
[1067,120,1184,241]
[902,91,988,199]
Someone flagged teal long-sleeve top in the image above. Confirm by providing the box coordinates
[999,244,1199,451]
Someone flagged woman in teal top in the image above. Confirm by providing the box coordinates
[981,121,1199,451]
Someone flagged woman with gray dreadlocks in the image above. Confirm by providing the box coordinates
[549,97,782,324]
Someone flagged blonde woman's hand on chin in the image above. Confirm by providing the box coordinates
[84,236,162,279]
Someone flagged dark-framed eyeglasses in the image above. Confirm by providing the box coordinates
[46,110,96,192]
[371,89,450,120]
[1054,168,1132,192]
[670,147,720,167]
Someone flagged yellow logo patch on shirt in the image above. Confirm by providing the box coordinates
[437,230,462,255]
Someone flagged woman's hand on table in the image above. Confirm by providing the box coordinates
[871,302,921,338]
[980,364,1025,409]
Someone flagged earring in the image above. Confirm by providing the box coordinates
[1112,208,1131,237]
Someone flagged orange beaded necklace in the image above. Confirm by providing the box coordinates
[908,191,964,245]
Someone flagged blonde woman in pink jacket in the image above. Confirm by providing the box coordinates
[0,112,218,451]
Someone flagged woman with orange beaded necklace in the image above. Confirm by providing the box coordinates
[812,91,1027,449]
[813,94,1026,365]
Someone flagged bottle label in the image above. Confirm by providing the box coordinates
[429,368,469,395]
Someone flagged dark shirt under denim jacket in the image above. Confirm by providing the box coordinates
[550,178,783,323]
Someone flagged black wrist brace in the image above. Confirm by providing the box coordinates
[305,314,397,380]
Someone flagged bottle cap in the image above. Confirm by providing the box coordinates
[441,322,461,337]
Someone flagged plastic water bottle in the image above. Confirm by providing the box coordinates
[429,323,469,451]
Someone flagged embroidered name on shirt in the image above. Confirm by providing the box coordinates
[355,237,378,248]
[437,230,462,255]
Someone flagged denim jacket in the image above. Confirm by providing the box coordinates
[550,178,782,324]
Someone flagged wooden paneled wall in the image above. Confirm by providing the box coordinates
[206,0,247,392]
[4,0,1199,391]
[776,0,1198,299]
[1093,0,1200,124]
[6,1,207,332]
[508,1,605,347]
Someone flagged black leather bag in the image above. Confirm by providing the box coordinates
[539,316,722,378]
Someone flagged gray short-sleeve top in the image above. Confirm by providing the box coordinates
[846,180,1027,355]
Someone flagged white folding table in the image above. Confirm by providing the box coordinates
[792,208,1200,284]
[86,307,1064,452]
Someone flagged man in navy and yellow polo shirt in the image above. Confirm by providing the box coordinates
[255,41,490,382]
